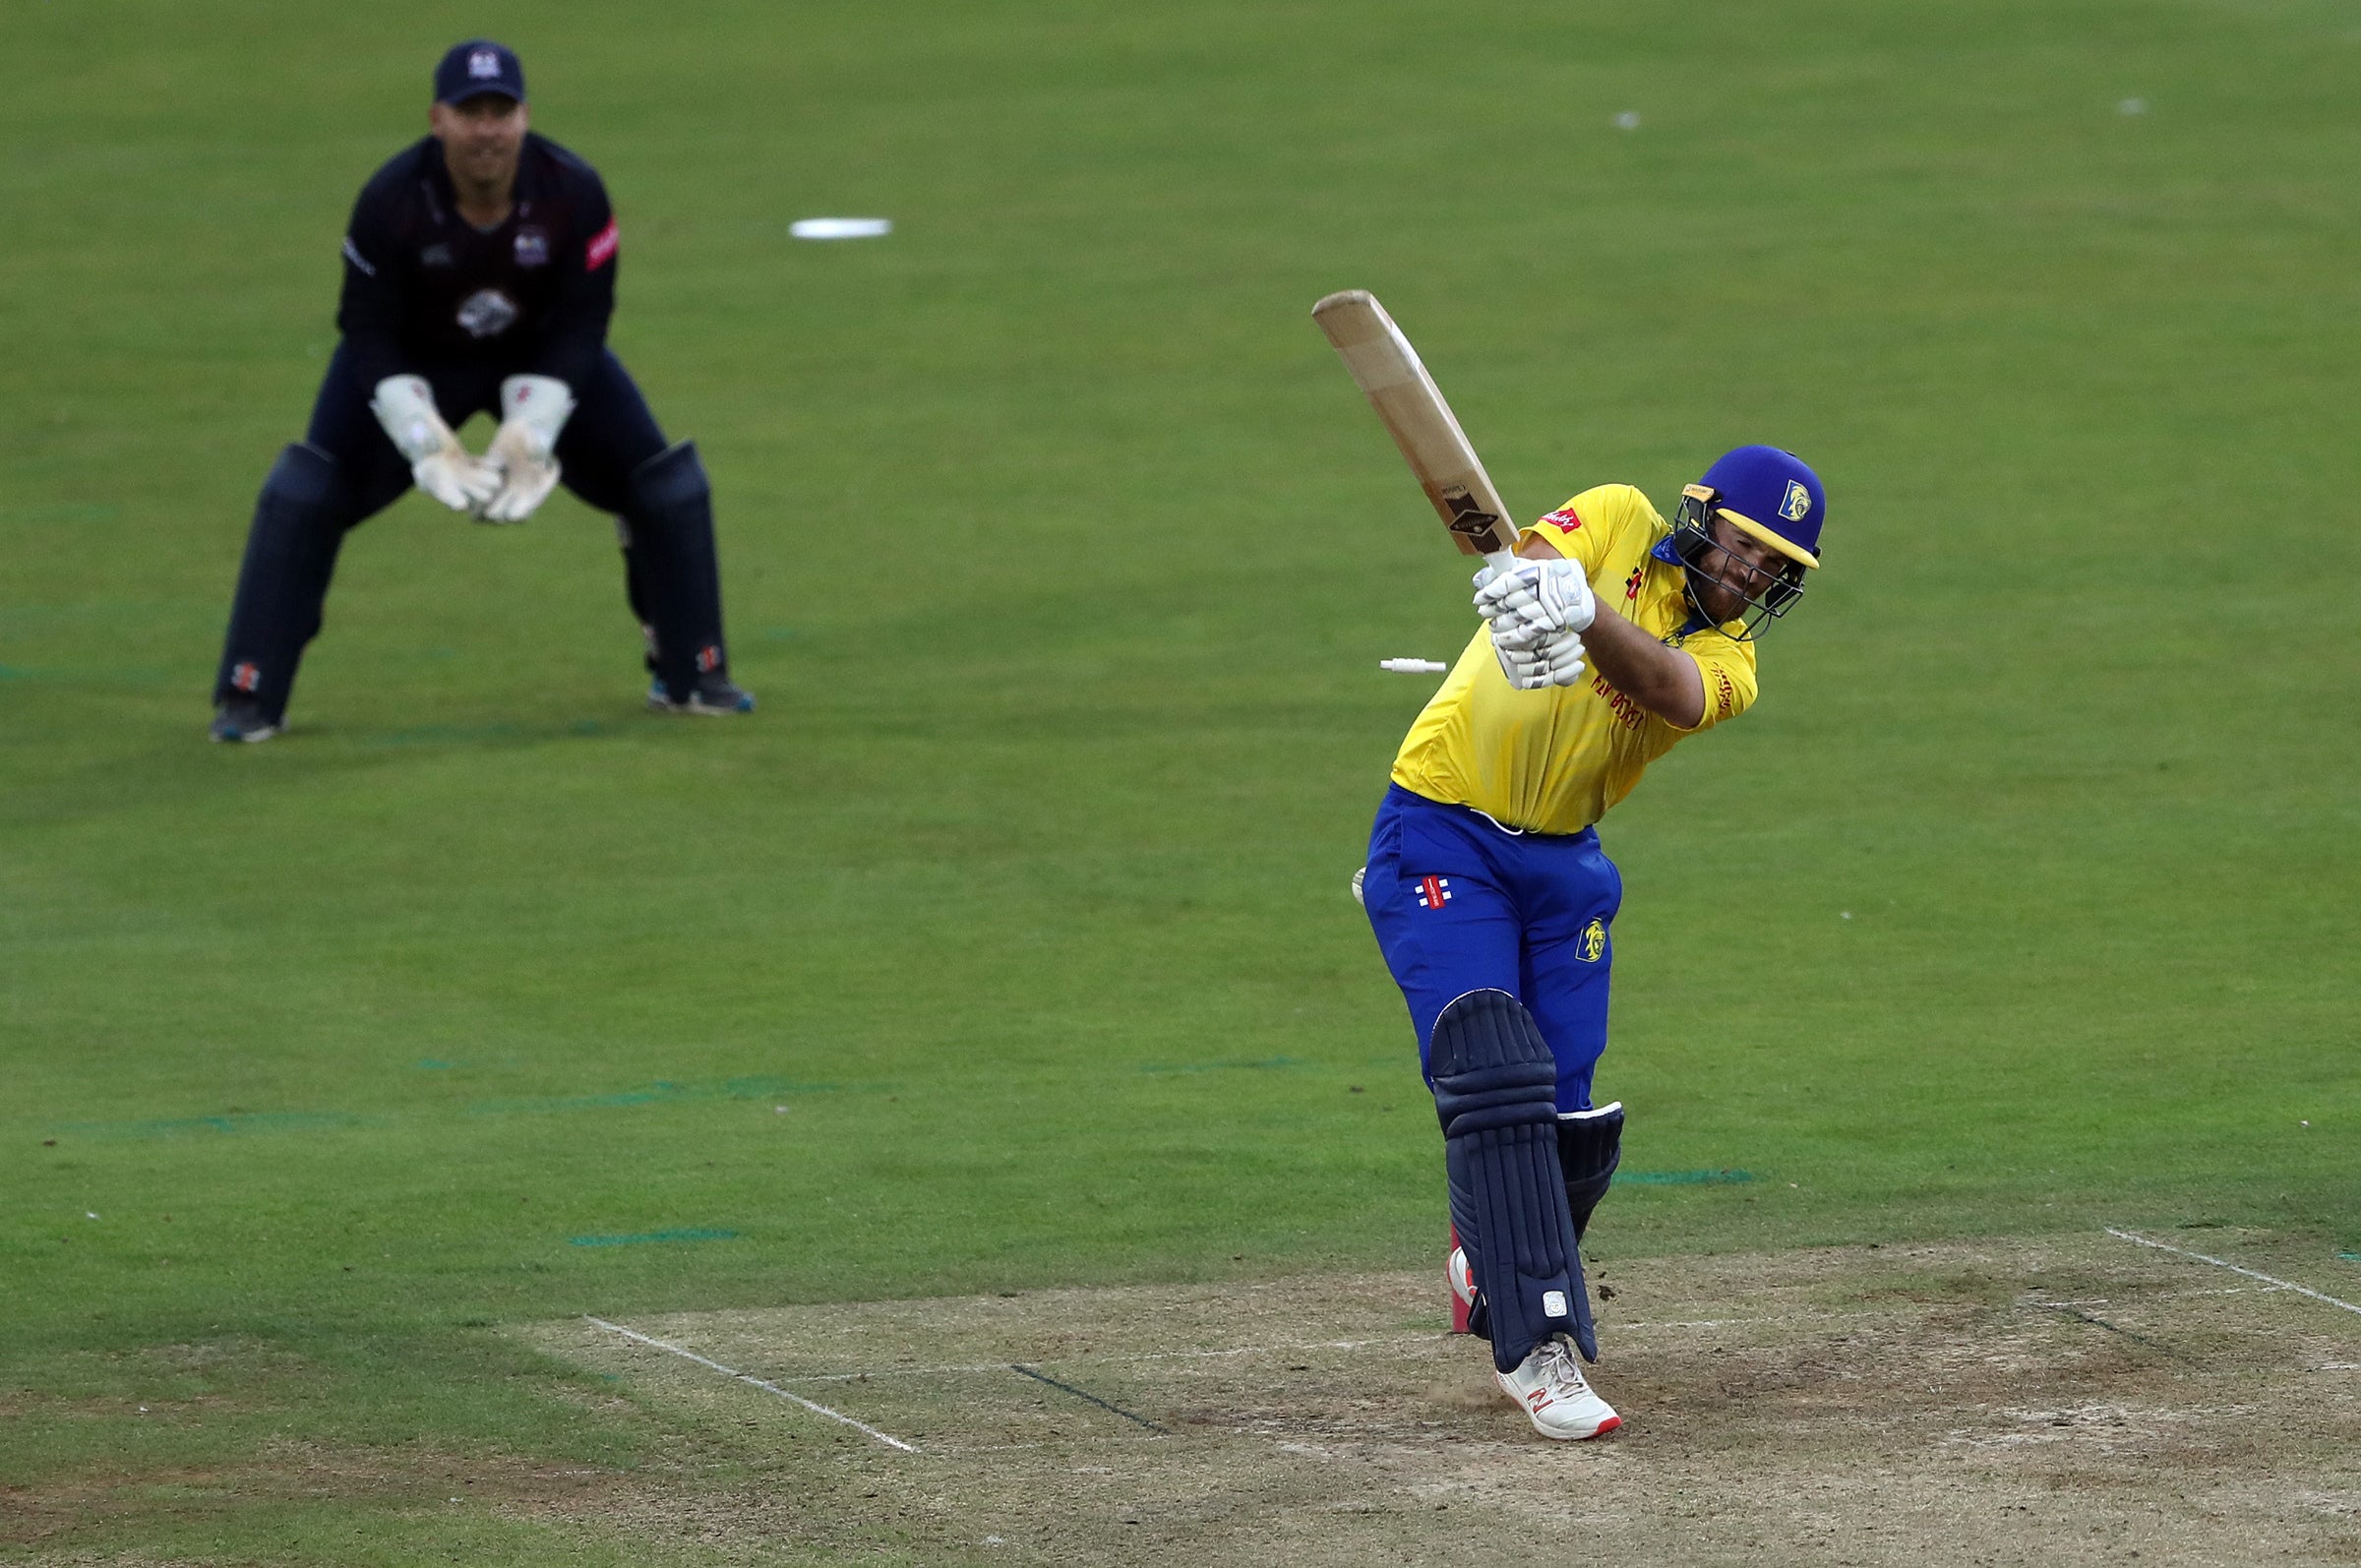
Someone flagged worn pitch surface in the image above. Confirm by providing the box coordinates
[532,1229,2361,1565]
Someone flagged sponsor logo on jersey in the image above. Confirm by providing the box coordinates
[455,287,520,338]
[513,227,549,268]
[1779,479,1812,523]
[1623,566,1643,602]
[1543,507,1583,533]
[468,48,502,81]
[1590,673,1648,731]
[1416,875,1453,911]
[419,243,453,270]
[585,216,620,271]
[1712,662,1737,719]
[1578,919,1606,963]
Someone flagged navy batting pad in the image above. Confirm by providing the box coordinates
[1429,989,1596,1369]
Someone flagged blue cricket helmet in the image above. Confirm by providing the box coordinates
[1696,445,1824,568]
[1655,446,1827,636]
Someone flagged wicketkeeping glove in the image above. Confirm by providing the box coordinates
[1490,623,1589,691]
[477,375,575,524]
[369,375,499,513]
[1474,556,1599,647]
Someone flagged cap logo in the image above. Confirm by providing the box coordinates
[1779,479,1812,523]
[468,48,502,80]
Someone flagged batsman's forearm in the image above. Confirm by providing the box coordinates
[1581,605,1704,729]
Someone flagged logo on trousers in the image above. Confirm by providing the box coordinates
[1416,875,1453,910]
[230,662,261,694]
[1578,919,1606,962]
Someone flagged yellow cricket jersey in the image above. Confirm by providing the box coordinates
[1389,483,1759,834]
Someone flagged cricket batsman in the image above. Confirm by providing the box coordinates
[1361,445,1826,1438]
[210,39,752,742]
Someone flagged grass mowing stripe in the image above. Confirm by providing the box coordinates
[583,1316,919,1452]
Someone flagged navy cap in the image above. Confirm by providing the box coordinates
[434,40,526,105]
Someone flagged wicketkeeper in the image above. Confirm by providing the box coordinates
[210,39,751,742]
[1361,446,1827,1438]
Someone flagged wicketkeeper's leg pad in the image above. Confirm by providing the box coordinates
[623,440,728,692]
[214,443,354,715]
[1430,988,1596,1370]
[1558,1102,1624,1244]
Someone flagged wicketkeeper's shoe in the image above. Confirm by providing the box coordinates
[1495,1335,1621,1441]
[647,675,756,715]
[210,699,281,744]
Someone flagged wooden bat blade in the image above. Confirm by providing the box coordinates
[1311,289,1520,558]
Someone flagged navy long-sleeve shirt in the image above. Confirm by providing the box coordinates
[334,132,618,392]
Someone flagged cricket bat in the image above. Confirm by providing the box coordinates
[1311,289,1521,572]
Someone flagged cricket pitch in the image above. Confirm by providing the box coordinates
[526,1228,2361,1565]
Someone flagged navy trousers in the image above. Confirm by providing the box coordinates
[212,343,705,718]
[1362,784,1624,1113]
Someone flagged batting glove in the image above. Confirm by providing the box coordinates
[1491,623,1588,691]
[369,375,499,514]
[1474,556,1598,645]
[477,375,575,524]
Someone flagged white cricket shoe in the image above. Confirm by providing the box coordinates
[1495,1335,1621,1441]
[1447,1241,1478,1333]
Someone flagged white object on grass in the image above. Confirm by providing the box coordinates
[1379,658,1448,674]
[790,217,892,240]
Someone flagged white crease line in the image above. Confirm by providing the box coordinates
[2105,1230,2361,1320]
[584,1316,919,1452]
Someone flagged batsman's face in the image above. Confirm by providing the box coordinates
[1691,517,1792,625]
[431,94,528,189]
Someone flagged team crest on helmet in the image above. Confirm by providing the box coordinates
[1578,918,1606,962]
[1778,479,1812,523]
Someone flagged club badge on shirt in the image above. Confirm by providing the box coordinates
[513,227,549,268]
[455,287,520,338]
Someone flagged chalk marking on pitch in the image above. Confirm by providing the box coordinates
[2105,1229,2361,1319]
[583,1316,918,1451]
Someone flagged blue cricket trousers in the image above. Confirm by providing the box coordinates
[1362,784,1623,1113]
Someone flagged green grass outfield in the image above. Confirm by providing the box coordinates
[6,0,2359,1559]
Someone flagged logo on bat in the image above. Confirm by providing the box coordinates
[1441,488,1502,541]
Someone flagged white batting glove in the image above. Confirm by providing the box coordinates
[1474,557,1599,645]
[1491,623,1588,691]
[477,375,575,524]
[370,375,499,513]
